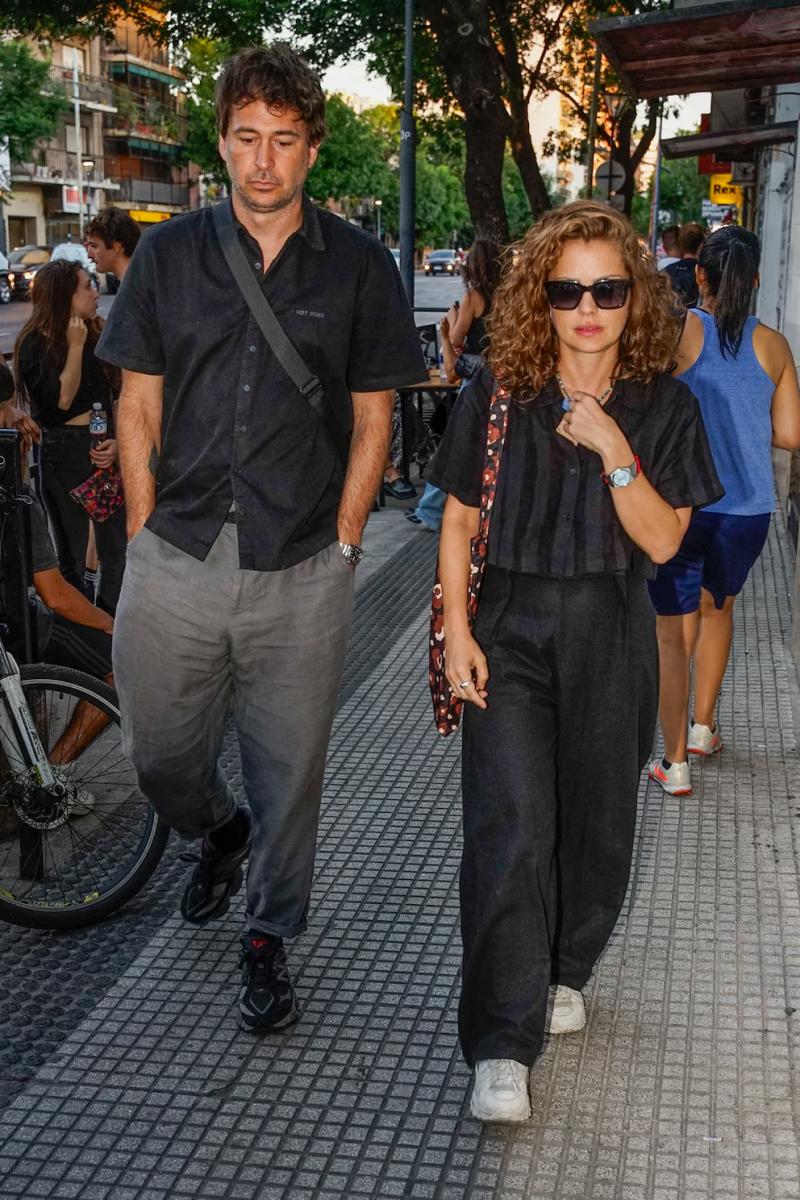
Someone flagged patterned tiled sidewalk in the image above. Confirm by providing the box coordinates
[1,516,800,1199]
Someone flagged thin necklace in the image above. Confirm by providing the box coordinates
[555,372,614,412]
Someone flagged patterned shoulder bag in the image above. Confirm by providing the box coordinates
[428,383,510,736]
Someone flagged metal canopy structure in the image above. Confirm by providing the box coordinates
[661,121,798,160]
[591,0,800,100]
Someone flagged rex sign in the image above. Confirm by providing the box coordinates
[709,174,743,208]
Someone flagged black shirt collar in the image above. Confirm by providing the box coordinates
[229,191,326,253]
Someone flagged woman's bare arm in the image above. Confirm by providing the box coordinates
[753,326,800,451]
[438,494,488,707]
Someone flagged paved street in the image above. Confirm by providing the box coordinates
[1,496,800,1199]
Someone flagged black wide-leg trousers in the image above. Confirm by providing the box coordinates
[459,567,658,1068]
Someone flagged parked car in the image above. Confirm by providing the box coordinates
[7,245,51,300]
[0,251,11,305]
[424,249,458,276]
[9,243,97,300]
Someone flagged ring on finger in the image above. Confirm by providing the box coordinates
[459,680,472,689]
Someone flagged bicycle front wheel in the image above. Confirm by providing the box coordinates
[0,664,169,929]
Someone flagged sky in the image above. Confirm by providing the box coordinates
[322,60,710,138]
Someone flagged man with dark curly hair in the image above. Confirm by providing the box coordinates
[85,207,141,284]
[97,43,425,1032]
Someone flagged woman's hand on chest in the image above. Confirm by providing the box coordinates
[561,391,630,466]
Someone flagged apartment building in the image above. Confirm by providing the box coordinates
[4,18,191,252]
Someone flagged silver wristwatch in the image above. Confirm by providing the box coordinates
[603,457,641,489]
[339,542,364,567]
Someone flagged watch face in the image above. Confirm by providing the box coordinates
[610,466,634,487]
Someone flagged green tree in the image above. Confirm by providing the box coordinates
[0,41,67,171]
[179,38,231,184]
[306,95,395,219]
[655,155,708,226]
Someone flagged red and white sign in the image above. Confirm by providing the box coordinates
[62,185,81,214]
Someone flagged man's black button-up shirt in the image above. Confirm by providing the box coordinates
[96,196,427,569]
[428,368,724,579]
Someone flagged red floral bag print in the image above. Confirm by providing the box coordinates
[69,466,124,522]
[428,383,510,736]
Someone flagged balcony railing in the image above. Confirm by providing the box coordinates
[10,148,118,188]
[104,95,186,145]
[48,66,117,112]
[115,178,189,206]
[108,26,174,71]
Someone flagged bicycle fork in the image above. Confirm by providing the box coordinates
[0,646,60,882]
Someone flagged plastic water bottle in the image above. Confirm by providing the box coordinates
[437,344,445,379]
[89,403,107,452]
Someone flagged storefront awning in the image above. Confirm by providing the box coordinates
[591,0,800,100]
[662,121,798,160]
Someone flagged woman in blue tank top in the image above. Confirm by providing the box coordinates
[648,226,800,797]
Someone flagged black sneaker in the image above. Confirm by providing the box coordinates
[238,933,299,1033]
[180,808,252,926]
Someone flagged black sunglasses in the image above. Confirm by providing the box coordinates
[544,277,632,310]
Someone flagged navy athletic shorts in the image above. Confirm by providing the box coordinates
[647,510,771,616]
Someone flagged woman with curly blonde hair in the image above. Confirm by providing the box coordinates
[427,201,723,1123]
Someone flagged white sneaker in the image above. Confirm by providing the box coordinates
[470,1059,531,1123]
[648,758,692,796]
[547,985,586,1034]
[687,721,722,757]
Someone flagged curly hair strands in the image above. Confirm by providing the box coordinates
[215,44,327,145]
[487,201,681,397]
[698,225,760,358]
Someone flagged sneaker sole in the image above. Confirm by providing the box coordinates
[469,1097,531,1123]
[181,861,246,927]
[548,1011,586,1035]
[237,1003,300,1034]
[687,743,722,757]
[648,769,692,797]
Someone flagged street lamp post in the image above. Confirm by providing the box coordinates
[375,198,382,242]
[82,159,94,235]
[399,0,416,304]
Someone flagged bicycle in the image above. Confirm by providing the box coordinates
[0,430,169,929]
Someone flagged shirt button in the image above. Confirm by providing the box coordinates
[569,467,577,476]
[249,345,256,353]
[243,384,250,393]
[562,513,570,521]
[238,425,247,433]
[254,261,262,270]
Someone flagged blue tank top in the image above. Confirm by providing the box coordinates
[678,309,775,515]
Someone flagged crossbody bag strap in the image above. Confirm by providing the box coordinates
[477,383,510,544]
[211,201,326,418]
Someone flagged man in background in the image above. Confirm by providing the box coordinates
[656,225,680,270]
[664,222,705,308]
[85,207,141,285]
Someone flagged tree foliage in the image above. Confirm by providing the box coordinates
[0,0,275,47]
[0,41,67,167]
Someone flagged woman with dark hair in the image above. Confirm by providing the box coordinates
[14,259,126,613]
[648,225,800,796]
[405,240,504,531]
[427,201,722,1122]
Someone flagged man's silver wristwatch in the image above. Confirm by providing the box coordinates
[339,542,364,567]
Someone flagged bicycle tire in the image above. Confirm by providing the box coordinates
[0,664,169,930]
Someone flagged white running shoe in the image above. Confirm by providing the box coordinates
[470,1059,531,1123]
[687,721,722,757]
[648,758,691,796]
[547,985,586,1034]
